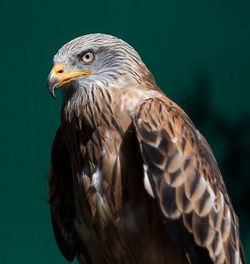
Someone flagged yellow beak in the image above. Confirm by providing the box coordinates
[47,63,91,98]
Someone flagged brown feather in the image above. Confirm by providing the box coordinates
[133,97,244,264]
[50,85,190,263]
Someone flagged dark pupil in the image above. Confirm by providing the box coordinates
[85,54,90,59]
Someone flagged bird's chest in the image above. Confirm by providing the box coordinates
[62,99,131,225]
[61,91,179,263]
[65,126,171,264]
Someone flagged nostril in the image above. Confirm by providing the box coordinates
[53,63,65,75]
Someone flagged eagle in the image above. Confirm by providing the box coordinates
[47,33,245,264]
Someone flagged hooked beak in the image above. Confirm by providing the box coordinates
[47,63,91,98]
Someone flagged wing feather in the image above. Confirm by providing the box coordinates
[133,97,244,264]
[48,128,91,263]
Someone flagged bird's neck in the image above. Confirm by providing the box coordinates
[61,82,159,127]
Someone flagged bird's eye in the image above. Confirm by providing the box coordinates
[81,51,95,64]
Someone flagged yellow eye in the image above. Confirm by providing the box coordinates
[81,51,95,64]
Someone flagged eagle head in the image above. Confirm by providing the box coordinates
[47,33,152,99]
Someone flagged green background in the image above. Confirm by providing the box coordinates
[1,0,250,263]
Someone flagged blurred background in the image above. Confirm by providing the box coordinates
[0,0,249,263]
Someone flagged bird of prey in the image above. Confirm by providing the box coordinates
[47,33,245,264]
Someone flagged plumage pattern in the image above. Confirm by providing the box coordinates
[47,33,245,264]
[133,97,243,263]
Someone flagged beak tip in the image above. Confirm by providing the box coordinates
[47,72,58,99]
[48,86,57,99]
